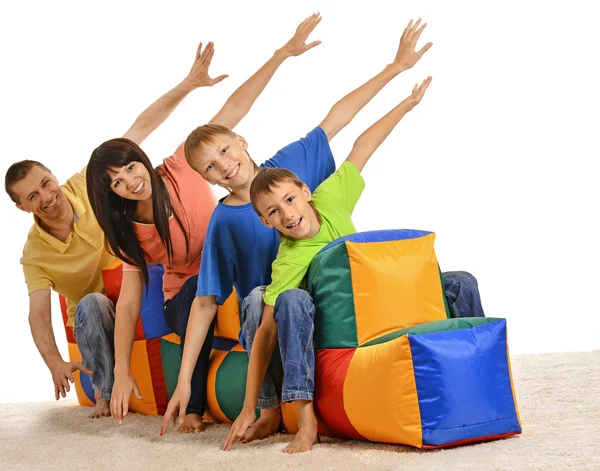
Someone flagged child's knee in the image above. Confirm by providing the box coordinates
[242,286,268,324]
[274,289,315,323]
[445,271,478,289]
[455,271,479,288]
[276,289,312,306]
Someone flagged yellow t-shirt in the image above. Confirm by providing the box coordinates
[20,168,118,327]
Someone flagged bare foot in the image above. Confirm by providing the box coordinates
[241,408,281,444]
[178,413,206,433]
[89,392,111,419]
[282,400,318,454]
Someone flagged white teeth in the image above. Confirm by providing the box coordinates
[45,196,57,209]
[287,218,301,229]
[226,164,240,179]
[133,181,144,194]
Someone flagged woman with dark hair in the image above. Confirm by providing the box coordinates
[86,14,323,432]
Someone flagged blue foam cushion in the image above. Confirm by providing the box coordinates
[409,319,521,446]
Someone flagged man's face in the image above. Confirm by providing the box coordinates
[191,134,254,190]
[255,180,317,240]
[12,165,70,222]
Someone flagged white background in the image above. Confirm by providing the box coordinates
[0,0,598,404]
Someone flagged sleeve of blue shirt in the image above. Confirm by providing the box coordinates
[261,126,335,191]
[196,212,235,305]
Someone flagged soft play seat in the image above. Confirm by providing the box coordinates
[61,228,522,449]
[307,229,522,448]
[61,262,243,417]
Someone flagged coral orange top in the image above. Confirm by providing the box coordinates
[123,142,217,300]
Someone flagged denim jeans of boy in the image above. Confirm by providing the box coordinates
[442,271,486,318]
[163,274,215,416]
[241,286,315,409]
[74,293,116,401]
[240,271,482,409]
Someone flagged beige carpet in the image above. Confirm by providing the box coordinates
[1,351,599,471]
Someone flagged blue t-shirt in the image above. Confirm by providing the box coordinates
[196,126,335,305]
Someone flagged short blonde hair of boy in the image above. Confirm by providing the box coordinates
[184,124,237,171]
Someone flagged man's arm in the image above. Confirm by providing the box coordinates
[123,42,228,145]
[222,304,277,451]
[209,13,322,130]
[29,290,92,400]
[160,295,219,435]
[319,18,432,141]
[346,77,432,173]
[111,270,144,423]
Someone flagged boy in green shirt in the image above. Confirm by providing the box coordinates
[222,77,432,453]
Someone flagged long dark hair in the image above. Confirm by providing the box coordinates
[86,138,189,289]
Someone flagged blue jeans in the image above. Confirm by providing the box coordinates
[74,293,116,401]
[241,286,315,409]
[442,271,486,318]
[163,274,214,416]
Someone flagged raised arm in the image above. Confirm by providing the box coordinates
[319,18,432,141]
[346,77,432,173]
[222,304,277,451]
[111,270,144,423]
[160,295,218,435]
[123,42,228,145]
[29,290,92,400]
[209,13,322,130]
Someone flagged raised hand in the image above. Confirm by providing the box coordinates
[110,371,142,424]
[403,76,433,111]
[49,360,93,400]
[392,18,433,73]
[279,13,323,58]
[159,382,191,436]
[222,406,257,451]
[182,41,229,90]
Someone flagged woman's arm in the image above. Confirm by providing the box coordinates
[111,270,144,423]
[123,42,228,145]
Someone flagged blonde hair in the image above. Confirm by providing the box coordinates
[184,124,237,171]
[184,124,259,195]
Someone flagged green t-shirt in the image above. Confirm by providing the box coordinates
[263,161,365,306]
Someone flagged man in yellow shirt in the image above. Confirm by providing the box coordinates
[4,42,228,418]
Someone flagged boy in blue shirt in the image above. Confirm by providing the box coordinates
[228,77,432,453]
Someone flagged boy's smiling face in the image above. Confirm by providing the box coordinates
[191,133,254,191]
[255,180,319,240]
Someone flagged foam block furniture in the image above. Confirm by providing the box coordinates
[61,262,242,417]
[307,229,522,448]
